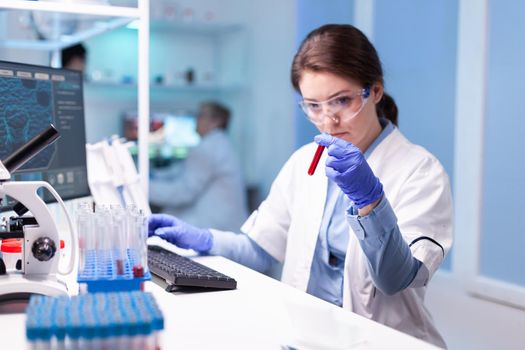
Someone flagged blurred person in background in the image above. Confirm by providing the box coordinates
[61,43,87,71]
[149,101,248,232]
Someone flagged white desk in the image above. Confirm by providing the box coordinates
[1,242,441,350]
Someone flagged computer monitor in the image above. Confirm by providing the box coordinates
[158,112,200,160]
[123,111,200,161]
[0,60,90,203]
[163,113,200,148]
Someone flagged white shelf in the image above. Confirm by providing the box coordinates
[85,81,243,94]
[0,1,140,18]
[0,17,133,51]
[0,1,142,51]
[150,20,243,35]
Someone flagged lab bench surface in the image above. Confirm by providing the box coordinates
[0,241,441,350]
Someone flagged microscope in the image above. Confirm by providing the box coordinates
[0,125,77,302]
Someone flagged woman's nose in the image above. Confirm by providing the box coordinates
[322,110,340,124]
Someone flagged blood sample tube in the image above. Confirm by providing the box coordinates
[308,145,325,176]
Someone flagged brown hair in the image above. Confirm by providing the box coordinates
[62,43,87,68]
[291,24,398,126]
[200,101,231,130]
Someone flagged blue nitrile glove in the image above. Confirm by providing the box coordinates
[314,134,384,209]
[148,214,213,253]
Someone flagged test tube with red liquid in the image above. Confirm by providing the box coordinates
[308,145,325,176]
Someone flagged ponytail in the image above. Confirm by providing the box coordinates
[376,93,398,126]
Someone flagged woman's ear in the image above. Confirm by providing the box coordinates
[372,83,384,104]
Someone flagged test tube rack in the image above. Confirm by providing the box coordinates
[26,291,164,350]
[77,249,151,293]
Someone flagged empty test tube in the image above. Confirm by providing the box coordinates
[94,205,107,248]
[76,207,94,275]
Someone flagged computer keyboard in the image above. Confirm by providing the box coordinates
[147,245,237,291]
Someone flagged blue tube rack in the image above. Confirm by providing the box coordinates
[26,292,164,349]
[78,249,150,293]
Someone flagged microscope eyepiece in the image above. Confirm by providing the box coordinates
[2,124,60,174]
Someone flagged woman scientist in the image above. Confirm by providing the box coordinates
[149,24,453,348]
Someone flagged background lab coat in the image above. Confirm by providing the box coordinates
[150,129,248,231]
[241,127,453,348]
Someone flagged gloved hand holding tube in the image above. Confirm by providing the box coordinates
[314,134,384,209]
[148,214,213,253]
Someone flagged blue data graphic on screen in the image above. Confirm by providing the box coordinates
[0,77,55,169]
[0,61,90,203]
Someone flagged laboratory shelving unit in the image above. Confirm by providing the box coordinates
[79,14,249,184]
[0,0,151,197]
[83,18,246,96]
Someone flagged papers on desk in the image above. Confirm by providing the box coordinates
[147,235,197,257]
[282,294,364,350]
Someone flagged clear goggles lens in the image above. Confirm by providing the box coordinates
[299,87,370,124]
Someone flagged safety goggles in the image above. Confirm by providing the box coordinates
[299,87,371,125]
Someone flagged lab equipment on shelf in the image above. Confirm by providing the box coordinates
[148,245,237,291]
[77,203,150,292]
[25,291,164,350]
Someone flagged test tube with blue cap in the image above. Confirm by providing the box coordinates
[54,309,67,350]
[27,292,164,349]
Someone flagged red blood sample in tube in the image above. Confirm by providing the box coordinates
[133,265,144,277]
[116,259,125,275]
[308,145,325,176]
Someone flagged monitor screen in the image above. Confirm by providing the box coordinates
[123,111,200,161]
[0,60,90,203]
[159,112,200,160]
[163,113,200,148]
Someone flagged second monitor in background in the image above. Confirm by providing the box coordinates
[123,111,201,166]
[160,112,200,160]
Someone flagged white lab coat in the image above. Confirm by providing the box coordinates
[149,129,248,231]
[242,127,453,348]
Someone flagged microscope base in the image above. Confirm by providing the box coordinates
[0,273,69,299]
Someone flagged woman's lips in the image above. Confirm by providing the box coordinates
[331,132,347,138]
